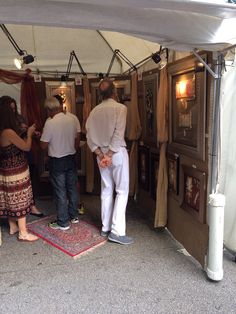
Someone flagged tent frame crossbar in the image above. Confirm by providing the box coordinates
[193,49,220,79]
[193,49,225,195]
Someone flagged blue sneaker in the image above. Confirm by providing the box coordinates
[101,230,110,237]
[108,232,134,245]
[48,221,70,231]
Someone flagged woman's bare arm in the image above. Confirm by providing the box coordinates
[3,129,33,152]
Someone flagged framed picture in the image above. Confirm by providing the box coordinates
[150,153,159,200]
[90,79,130,109]
[143,74,158,145]
[168,56,206,161]
[39,151,50,179]
[167,154,179,195]
[138,146,149,191]
[45,81,76,114]
[176,76,195,99]
[180,165,206,223]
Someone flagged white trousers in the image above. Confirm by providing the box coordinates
[98,147,129,236]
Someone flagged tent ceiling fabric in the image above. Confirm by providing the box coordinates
[0,25,160,73]
[0,0,236,52]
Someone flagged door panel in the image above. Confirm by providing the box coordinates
[167,53,212,267]
[168,197,208,266]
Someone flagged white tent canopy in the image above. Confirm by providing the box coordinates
[0,1,236,109]
[1,1,236,75]
[0,25,160,73]
[0,0,236,52]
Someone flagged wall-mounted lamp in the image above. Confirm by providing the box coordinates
[195,61,205,73]
[60,74,67,87]
[123,46,169,75]
[0,24,35,69]
[106,49,137,77]
[151,46,169,69]
[98,73,104,80]
[14,54,35,70]
[60,50,86,86]
[151,52,162,64]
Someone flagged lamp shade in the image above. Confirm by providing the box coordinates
[23,54,34,64]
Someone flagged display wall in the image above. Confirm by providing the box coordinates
[136,52,213,266]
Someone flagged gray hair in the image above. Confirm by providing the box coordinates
[44,97,60,110]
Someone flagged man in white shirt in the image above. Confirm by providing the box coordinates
[86,78,133,245]
[53,94,84,214]
[53,94,81,149]
[40,97,79,230]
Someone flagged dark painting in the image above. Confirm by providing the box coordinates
[138,146,149,191]
[143,74,158,144]
[150,153,159,200]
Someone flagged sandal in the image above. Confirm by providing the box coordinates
[30,212,45,218]
[9,229,19,235]
[18,233,39,242]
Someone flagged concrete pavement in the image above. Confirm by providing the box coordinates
[0,195,235,314]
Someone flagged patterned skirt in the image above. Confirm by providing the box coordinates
[0,144,33,218]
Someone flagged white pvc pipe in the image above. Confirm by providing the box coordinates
[206,193,225,281]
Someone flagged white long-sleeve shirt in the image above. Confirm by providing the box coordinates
[86,98,127,153]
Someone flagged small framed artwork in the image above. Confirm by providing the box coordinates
[39,151,50,179]
[45,81,76,114]
[180,165,206,223]
[90,79,130,108]
[143,74,158,145]
[150,153,159,200]
[175,75,195,99]
[138,146,149,191]
[167,154,179,195]
[76,142,86,176]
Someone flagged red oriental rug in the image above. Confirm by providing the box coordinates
[27,215,106,258]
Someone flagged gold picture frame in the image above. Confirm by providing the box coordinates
[90,79,130,109]
[180,165,206,223]
[45,81,76,114]
[168,55,207,161]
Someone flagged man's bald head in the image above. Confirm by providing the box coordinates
[99,78,115,100]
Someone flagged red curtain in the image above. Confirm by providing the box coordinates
[0,68,43,163]
[0,68,43,130]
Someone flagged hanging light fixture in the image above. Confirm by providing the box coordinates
[151,52,162,64]
[0,24,35,69]
[60,74,67,87]
[106,49,137,77]
[151,46,169,69]
[14,54,35,70]
[123,46,169,75]
[60,50,86,86]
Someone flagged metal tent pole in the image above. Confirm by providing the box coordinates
[210,53,223,193]
[206,52,225,281]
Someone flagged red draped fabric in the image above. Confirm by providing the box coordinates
[0,68,43,163]
[0,68,43,130]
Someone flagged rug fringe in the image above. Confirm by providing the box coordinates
[73,240,107,259]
